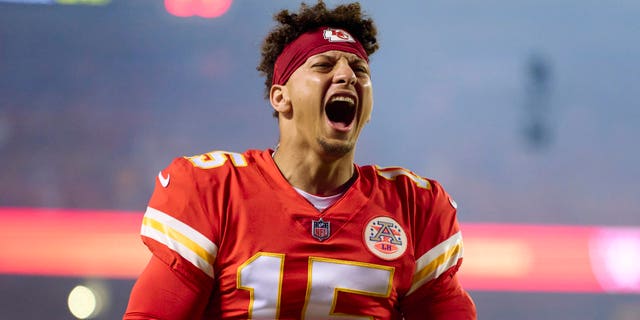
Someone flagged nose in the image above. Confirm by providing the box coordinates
[333,59,357,86]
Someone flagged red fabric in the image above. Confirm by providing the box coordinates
[272,27,368,85]
[123,256,212,320]
[401,260,477,319]
[128,149,475,319]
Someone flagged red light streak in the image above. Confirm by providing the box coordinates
[0,207,149,278]
[459,223,600,292]
[1,207,639,293]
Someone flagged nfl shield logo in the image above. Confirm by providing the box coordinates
[312,218,330,241]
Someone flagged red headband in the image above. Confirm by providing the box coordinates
[272,27,368,85]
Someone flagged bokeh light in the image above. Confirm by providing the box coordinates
[165,0,233,18]
[68,285,97,319]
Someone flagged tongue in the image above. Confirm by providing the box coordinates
[329,119,351,131]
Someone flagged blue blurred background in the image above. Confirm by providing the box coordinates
[1,0,639,319]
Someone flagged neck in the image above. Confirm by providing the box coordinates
[272,145,355,196]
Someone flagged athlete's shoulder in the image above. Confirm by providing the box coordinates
[143,149,269,283]
[359,164,434,191]
[180,149,257,170]
[171,149,265,178]
[358,163,455,208]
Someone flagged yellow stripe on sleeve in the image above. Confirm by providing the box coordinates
[407,232,464,295]
[141,207,218,278]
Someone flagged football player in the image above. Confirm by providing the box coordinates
[124,1,476,319]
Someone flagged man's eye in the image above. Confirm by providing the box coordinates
[354,66,369,74]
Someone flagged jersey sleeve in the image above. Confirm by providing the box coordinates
[124,256,211,320]
[401,180,476,318]
[408,180,463,294]
[140,157,219,287]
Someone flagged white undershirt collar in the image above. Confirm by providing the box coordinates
[293,187,344,211]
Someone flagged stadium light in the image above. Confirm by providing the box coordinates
[68,285,97,319]
[67,281,108,319]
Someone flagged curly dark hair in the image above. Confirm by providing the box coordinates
[257,1,379,103]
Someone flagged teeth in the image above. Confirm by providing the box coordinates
[330,96,355,105]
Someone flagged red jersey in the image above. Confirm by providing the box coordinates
[138,149,473,319]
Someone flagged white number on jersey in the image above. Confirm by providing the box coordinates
[185,150,248,169]
[238,253,394,319]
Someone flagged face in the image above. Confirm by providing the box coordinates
[275,50,373,159]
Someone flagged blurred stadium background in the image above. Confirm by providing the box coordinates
[1,0,639,319]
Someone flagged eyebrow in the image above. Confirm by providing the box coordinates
[314,53,367,64]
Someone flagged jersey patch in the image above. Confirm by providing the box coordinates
[364,216,407,260]
[311,218,331,241]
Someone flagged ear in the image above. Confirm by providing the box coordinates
[270,84,292,115]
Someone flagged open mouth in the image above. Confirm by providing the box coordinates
[325,95,357,131]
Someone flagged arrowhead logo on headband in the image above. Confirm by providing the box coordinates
[323,28,356,43]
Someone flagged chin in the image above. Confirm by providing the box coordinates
[317,138,355,158]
